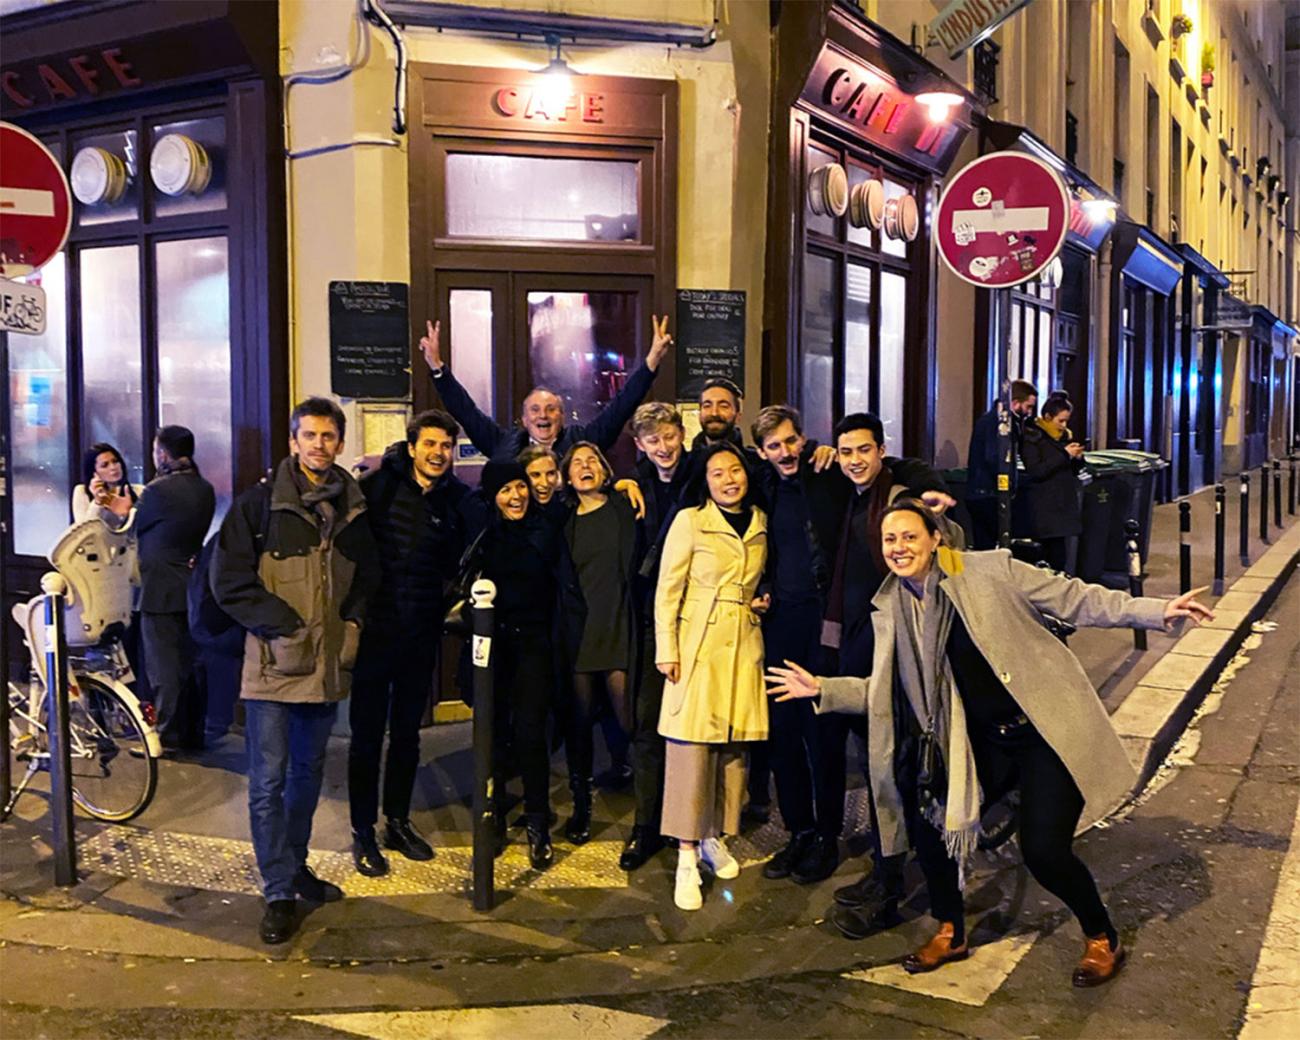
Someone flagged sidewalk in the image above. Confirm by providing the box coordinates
[1,483,1297,994]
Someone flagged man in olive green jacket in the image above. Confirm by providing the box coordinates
[211,397,379,945]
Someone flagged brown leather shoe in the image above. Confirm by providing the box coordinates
[1072,934,1126,987]
[902,922,970,974]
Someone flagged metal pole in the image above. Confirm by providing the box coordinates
[1126,519,1147,651]
[1272,459,1283,528]
[996,400,1013,549]
[1213,484,1226,596]
[42,573,77,887]
[1259,464,1270,545]
[469,578,497,912]
[1178,500,1192,595]
[1289,453,1297,516]
[1239,471,1251,566]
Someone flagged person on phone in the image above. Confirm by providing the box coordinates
[766,500,1213,988]
[655,442,770,911]
[1019,393,1085,574]
[72,442,142,527]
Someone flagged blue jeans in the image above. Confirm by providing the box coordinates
[245,699,338,902]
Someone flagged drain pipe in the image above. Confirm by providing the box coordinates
[363,0,408,135]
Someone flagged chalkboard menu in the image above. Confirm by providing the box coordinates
[675,289,745,400]
[329,281,411,399]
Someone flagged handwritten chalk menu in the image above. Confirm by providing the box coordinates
[329,281,410,399]
[675,289,745,400]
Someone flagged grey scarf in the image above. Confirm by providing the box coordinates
[293,463,346,542]
[892,568,982,866]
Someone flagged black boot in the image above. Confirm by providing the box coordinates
[564,778,593,845]
[351,829,390,877]
[619,825,666,871]
[383,818,434,861]
[525,812,554,870]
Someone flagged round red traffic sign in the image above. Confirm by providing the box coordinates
[0,122,72,277]
[935,151,1070,288]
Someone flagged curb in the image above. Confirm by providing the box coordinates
[1112,520,1300,796]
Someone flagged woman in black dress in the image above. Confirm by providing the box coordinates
[558,441,638,844]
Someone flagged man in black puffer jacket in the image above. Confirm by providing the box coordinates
[347,409,481,877]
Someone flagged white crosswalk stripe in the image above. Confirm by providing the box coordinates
[294,1005,668,1039]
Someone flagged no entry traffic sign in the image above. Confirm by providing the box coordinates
[936,151,1069,288]
[0,122,72,277]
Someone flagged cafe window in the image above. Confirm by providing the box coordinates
[7,101,235,557]
[410,67,677,476]
[797,136,919,446]
[1008,274,1058,395]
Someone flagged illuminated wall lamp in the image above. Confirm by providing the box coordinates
[538,34,574,92]
[915,90,963,122]
[1081,198,1118,222]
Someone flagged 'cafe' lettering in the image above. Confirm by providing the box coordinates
[812,61,958,159]
[492,86,605,123]
[2,47,142,108]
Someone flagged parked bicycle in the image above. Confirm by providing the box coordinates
[4,516,161,823]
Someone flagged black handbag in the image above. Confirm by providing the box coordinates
[443,529,485,637]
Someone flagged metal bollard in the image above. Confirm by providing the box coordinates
[469,578,497,912]
[42,573,77,887]
[1125,519,1147,651]
[1273,459,1283,528]
[1239,471,1251,566]
[1289,454,1297,516]
[1259,464,1270,544]
[1178,500,1192,595]
[1213,484,1226,595]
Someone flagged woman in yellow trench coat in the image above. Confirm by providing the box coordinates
[655,442,770,910]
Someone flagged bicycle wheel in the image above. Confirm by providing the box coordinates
[64,674,157,822]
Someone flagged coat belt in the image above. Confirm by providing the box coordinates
[685,582,748,604]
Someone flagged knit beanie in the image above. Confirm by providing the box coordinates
[480,458,528,499]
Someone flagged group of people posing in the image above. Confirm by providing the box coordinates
[72,315,1214,988]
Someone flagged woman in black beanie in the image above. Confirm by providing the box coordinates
[472,459,584,869]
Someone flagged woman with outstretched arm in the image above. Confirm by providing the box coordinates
[766,500,1213,989]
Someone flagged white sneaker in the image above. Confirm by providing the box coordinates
[674,861,703,911]
[700,837,740,879]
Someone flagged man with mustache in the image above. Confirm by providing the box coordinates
[751,406,953,887]
[419,316,674,462]
[346,409,481,878]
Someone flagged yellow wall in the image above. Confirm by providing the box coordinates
[279,0,770,437]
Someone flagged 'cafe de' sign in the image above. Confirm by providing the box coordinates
[928,0,1036,60]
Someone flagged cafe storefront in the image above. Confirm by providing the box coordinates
[0,0,285,661]
[765,2,974,455]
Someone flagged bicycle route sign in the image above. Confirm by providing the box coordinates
[935,151,1070,288]
[0,277,46,335]
[0,122,72,280]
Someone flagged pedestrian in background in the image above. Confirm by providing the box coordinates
[768,500,1214,988]
[966,379,1038,549]
[211,397,379,945]
[72,442,141,527]
[136,425,215,752]
[655,442,770,911]
[347,409,476,877]
[1019,393,1085,574]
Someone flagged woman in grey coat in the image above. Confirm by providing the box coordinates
[766,500,1213,989]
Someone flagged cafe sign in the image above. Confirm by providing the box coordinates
[798,43,971,175]
[928,0,1036,60]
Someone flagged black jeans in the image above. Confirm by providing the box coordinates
[631,619,666,829]
[140,610,197,746]
[764,599,844,838]
[347,631,437,833]
[909,719,1111,939]
[494,622,554,815]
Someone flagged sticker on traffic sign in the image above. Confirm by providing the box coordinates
[1,122,72,277]
[935,151,1070,288]
[0,276,47,335]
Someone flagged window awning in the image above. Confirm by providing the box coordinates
[1113,220,1182,296]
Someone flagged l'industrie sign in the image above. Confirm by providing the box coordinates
[928,0,1036,60]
